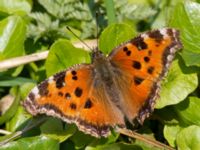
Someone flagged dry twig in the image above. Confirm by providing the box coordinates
[0,40,97,71]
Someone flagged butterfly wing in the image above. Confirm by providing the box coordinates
[109,28,182,123]
[23,64,124,137]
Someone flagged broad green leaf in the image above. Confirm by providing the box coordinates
[0,15,26,61]
[0,76,35,87]
[45,39,90,77]
[0,135,59,150]
[156,59,198,108]
[151,0,183,29]
[174,97,200,126]
[40,118,77,142]
[70,131,94,149]
[0,0,31,16]
[0,90,20,125]
[154,107,179,124]
[169,1,200,66]
[164,124,181,147]
[99,23,136,54]
[19,82,36,100]
[86,142,142,150]
[6,106,30,132]
[60,140,75,150]
[176,125,200,150]
[86,132,120,148]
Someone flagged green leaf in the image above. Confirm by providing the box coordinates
[6,106,30,132]
[0,77,35,87]
[99,23,136,54]
[85,142,142,150]
[164,124,181,147]
[169,1,200,66]
[45,39,90,77]
[70,131,94,149]
[19,82,36,100]
[104,0,117,24]
[155,59,198,108]
[0,135,59,150]
[0,15,26,61]
[40,118,77,142]
[174,97,200,126]
[0,90,21,125]
[176,125,200,150]
[0,0,31,16]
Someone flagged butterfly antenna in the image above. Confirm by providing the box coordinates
[66,26,93,51]
[95,11,99,51]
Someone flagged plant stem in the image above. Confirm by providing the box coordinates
[104,0,117,24]
[0,40,96,71]
[118,128,175,150]
[0,116,47,146]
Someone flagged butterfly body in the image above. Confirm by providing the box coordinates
[23,28,182,137]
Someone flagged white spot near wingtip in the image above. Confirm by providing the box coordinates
[160,28,168,38]
[32,87,40,99]
[48,76,54,83]
[167,55,174,61]
[141,33,149,39]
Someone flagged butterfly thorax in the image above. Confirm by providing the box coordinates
[92,50,113,83]
[91,49,122,106]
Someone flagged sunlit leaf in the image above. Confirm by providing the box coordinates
[176,125,200,150]
[156,59,198,108]
[0,0,31,16]
[0,16,26,61]
[45,39,90,77]
[99,23,136,54]
[0,135,59,150]
[174,97,200,126]
[0,90,20,125]
[40,118,77,142]
[170,1,200,66]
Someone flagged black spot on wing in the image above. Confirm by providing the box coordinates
[28,92,35,101]
[144,56,150,62]
[53,71,66,89]
[84,98,93,109]
[126,50,131,56]
[147,66,155,74]
[74,87,83,97]
[71,70,78,80]
[70,103,77,110]
[132,61,141,70]
[148,30,163,43]
[58,92,63,97]
[148,50,152,56]
[123,47,128,52]
[72,76,78,80]
[123,46,131,56]
[134,76,144,85]
[131,36,147,50]
[71,70,77,75]
[38,80,49,96]
[65,93,71,100]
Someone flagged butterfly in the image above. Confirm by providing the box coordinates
[23,28,182,137]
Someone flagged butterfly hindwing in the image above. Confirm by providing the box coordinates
[109,28,182,123]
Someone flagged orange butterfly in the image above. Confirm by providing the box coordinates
[23,28,182,137]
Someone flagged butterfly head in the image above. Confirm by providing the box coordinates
[91,48,105,63]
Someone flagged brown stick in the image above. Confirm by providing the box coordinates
[118,128,175,150]
[0,40,97,71]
